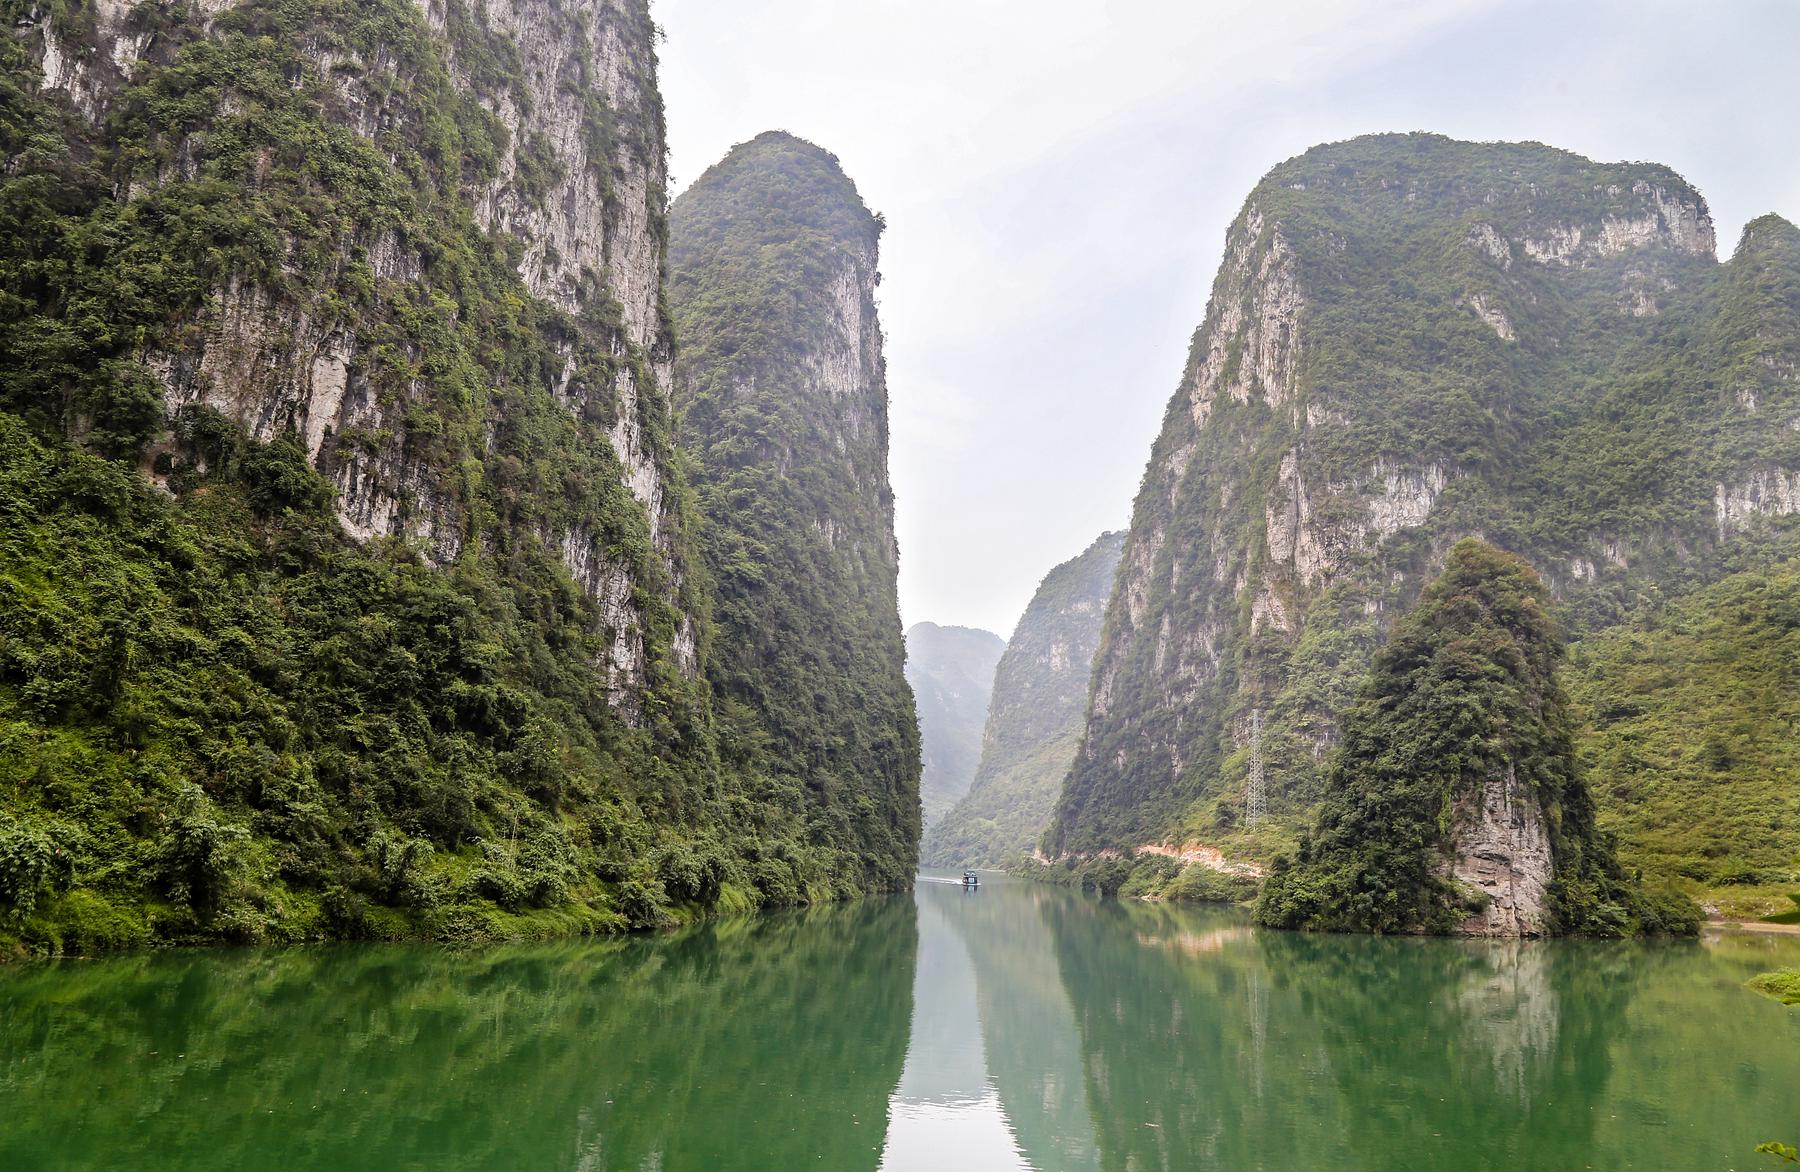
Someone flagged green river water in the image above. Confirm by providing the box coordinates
[2,870,1797,1170]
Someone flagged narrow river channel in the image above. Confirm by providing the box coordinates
[3,871,1797,1169]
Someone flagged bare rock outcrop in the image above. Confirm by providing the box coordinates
[1050,133,1793,859]
[22,0,694,706]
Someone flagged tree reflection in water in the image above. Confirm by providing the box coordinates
[0,900,916,1171]
[3,880,1797,1172]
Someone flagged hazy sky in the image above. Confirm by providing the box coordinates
[656,0,1800,638]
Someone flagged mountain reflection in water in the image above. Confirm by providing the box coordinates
[3,872,1798,1170]
[879,888,1032,1170]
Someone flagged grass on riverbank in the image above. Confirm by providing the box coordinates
[1747,970,1800,1005]
[1760,894,1800,924]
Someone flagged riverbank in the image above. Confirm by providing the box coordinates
[0,877,915,964]
[1009,848,1260,906]
[1706,919,1800,936]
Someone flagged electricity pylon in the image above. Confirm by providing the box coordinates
[1246,708,1266,829]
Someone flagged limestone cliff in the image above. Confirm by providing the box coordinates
[1051,134,1800,862]
[905,623,1006,829]
[669,132,922,891]
[0,1,894,953]
[1447,762,1553,936]
[925,532,1124,867]
[16,0,695,706]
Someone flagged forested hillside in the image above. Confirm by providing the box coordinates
[1568,559,1800,915]
[925,532,1123,866]
[0,3,917,957]
[668,131,922,894]
[1049,135,1800,911]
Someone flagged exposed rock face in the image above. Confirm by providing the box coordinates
[1448,765,1552,937]
[1052,134,1800,857]
[1715,469,1800,536]
[1254,541,1658,938]
[23,0,693,707]
[905,623,1006,829]
[1519,180,1716,264]
[1,1,931,947]
[669,132,922,888]
[924,533,1124,867]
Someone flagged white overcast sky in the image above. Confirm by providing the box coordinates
[654,0,1800,638]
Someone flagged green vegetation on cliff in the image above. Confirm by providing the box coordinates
[0,4,912,956]
[0,413,764,953]
[1049,136,1800,914]
[924,532,1123,866]
[1256,540,1694,936]
[1567,559,1800,916]
[668,132,921,892]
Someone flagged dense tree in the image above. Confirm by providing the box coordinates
[1255,540,1696,935]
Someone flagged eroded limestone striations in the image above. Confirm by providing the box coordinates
[23,0,693,708]
[1052,134,1800,859]
[1447,764,1553,937]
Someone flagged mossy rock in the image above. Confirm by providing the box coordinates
[1747,970,1800,1005]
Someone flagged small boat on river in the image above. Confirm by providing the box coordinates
[961,869,979,888]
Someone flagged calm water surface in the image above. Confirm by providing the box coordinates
[3,871,1798,1170]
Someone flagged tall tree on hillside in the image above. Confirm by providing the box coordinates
[1256,539,1696,937]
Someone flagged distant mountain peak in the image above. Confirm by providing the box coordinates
[905,624,1006,830]
[924,531,1125,866]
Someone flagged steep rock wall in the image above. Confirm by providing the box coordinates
[905,623,1006,829]
[20,0,693,706]
[924,532,1124,866]
[1447,764,1553,937]
[669,131,922,891]
[1053,134,1800,856]
[0,0,909,951]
